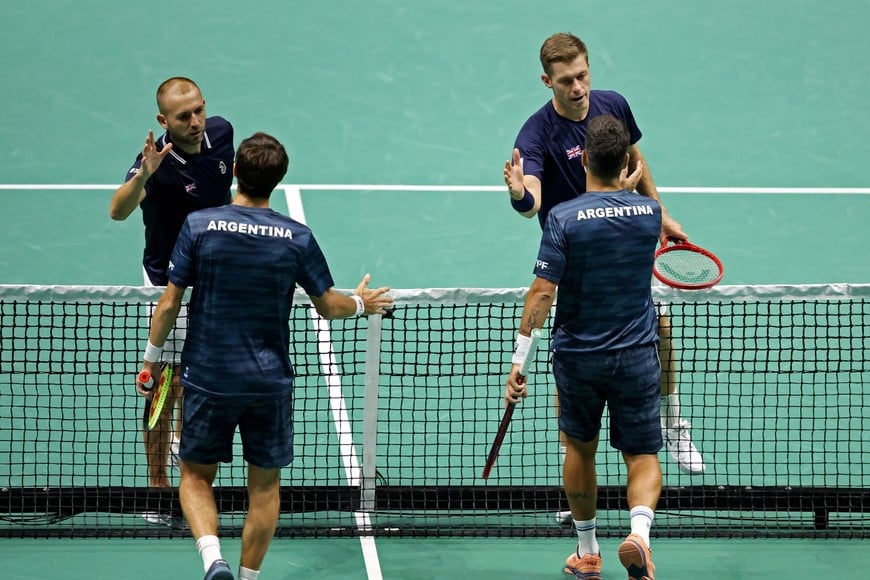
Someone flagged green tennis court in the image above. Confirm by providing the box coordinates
[1,0,868,578]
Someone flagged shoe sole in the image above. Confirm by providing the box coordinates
[564,555,602,579]
[618,538,653,580]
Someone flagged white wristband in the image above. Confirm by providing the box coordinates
[512,333,532,365]
[352,295,365,316]
[143,341,163,363]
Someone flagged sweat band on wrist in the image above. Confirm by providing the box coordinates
[143,341,163,363]
[512,333,532,365]
[352,295,365,316]
[510,188,535,213]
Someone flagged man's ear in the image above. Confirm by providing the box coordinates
[541,73,552,89]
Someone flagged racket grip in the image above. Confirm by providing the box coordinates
[138,370,154,390]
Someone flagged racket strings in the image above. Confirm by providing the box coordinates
[655,249,721,284]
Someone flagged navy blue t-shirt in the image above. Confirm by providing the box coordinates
[125,116,234,285]
[514,90,642,228]
[168,204,335,397]
[534,190,661,353]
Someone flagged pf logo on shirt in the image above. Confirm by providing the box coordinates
[536,260,549,270]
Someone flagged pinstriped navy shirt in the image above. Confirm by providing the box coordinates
[534,190,661,353]
[168,204,335,396]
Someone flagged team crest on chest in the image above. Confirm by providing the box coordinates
[219,161,227,174]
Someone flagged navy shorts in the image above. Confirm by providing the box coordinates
[180,390,295,469]
[554,343,662,455]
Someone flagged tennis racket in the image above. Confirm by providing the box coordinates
[481,328,543,479]
[653,239,724,290]
[138,363,173,432]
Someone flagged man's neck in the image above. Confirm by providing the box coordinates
[232,192,270,208]
[586,176,622,192]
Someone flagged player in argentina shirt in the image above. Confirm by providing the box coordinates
[168,204,333,396]
[535,190,661,353]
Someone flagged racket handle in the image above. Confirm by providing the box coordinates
[138,370,154,390]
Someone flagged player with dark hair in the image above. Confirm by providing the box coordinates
[503,33,705,543]
[506,115,661,580]
[138,132,393,580]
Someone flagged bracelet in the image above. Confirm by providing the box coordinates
[510,188,535,213]
[143,341,163,363]
[511,333,532,365]
[352,295,365,316]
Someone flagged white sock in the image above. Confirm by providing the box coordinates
[239,566,260,580]
[629,506,654,547]
[558,445,569,514]
[195,534,223,573]
[573,517,599,557]
[661,393,681,428]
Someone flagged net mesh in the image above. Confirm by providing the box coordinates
[0,283,867,538]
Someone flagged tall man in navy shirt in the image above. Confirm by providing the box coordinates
[137,132,393,580]
[506,116,661,580]
[502,33,705,530]
[109,77,234,498]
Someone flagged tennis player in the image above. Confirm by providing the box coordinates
[138,132,393,580]
[109,77,234,516]
[505,115,661,580]
[503,32,705,528]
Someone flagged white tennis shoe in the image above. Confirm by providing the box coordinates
[663,419,706,474]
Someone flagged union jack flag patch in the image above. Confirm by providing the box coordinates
[185,183,197,193]
[565,145,582,160]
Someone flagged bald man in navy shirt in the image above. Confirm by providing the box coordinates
[110,77,234,504]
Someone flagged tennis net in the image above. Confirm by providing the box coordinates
[0,283,867,538]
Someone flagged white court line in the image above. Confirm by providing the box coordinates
[283,185,383,580]
[1,183,870,194]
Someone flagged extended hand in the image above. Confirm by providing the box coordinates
[503,148,525,199]
[355,273,394,315]
[140,130,173,178]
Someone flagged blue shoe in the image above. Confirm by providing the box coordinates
[204,559,234,580]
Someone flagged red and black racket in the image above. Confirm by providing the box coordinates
[653,239,724,290]
[482,328,543,479]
